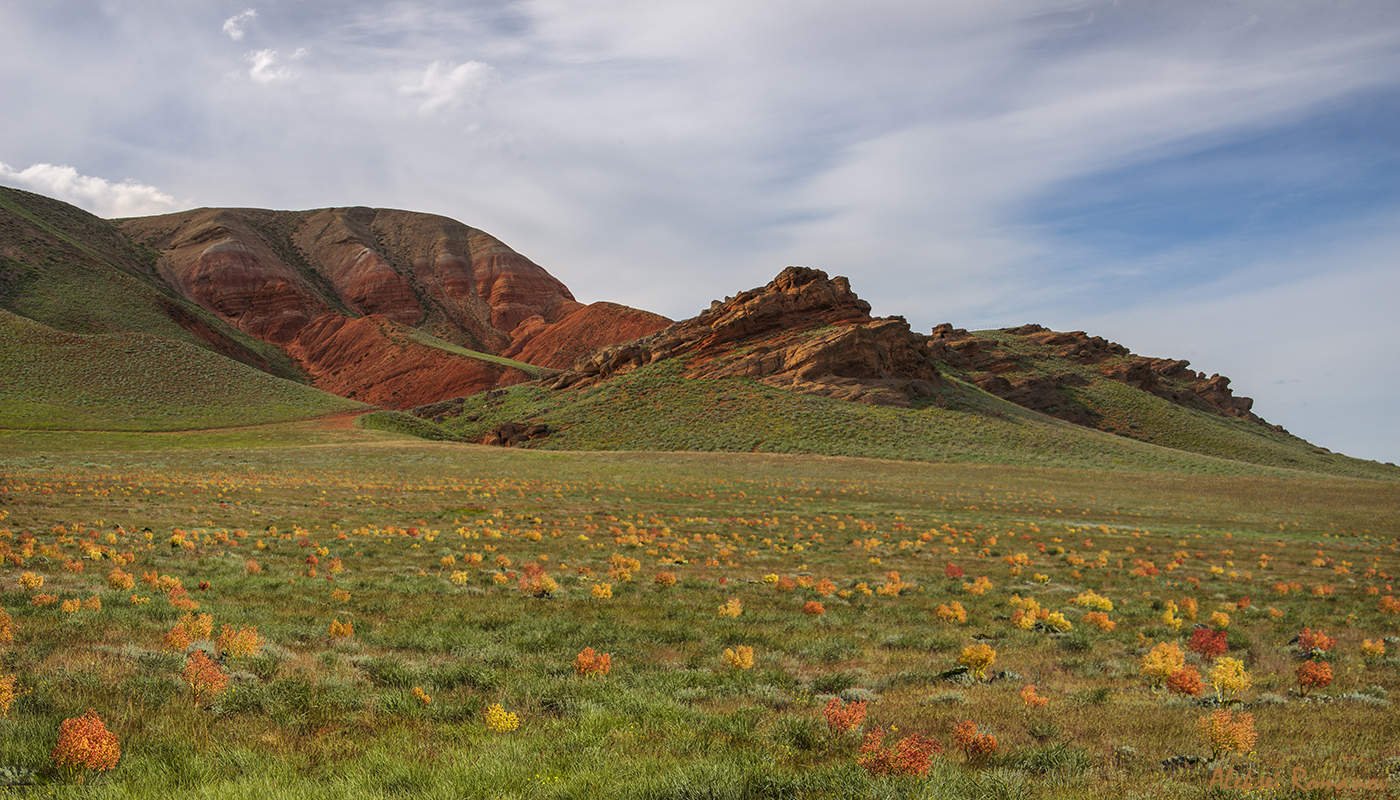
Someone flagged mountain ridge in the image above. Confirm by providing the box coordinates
[1,184,1392,478]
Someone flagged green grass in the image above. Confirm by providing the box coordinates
[0,427,1397,797]
[0,310,361,431]
[357,410,465,441]
[407,329,557,378]
[1066,379,1376,476]
[434,360,1397,480]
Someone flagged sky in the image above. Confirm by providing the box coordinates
[1,0,1397,463]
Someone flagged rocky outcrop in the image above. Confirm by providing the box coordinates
[1101,358,1254,418]
[480,421,552,447]
[928,322,1264,426]
[551,267,941,406]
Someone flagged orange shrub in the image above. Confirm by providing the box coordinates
[935,601,967,625]
[1296,660,1333,694]
[1166,666,1204,697]
[182,651,229,703]
[802,600,826,616]
[653,571,677,587]
[574,647,613,677]
[0,673,15,717]
[328,619,355,639]
[823,697,867,734]
[1297,627,1335,656]
[1200,710,1257,757]
[107,568,135,591]
[1082,611,1115,632]
[1020,684,1048,709]
[216,626,263,658]
[857,727,940,776]
[952,719,998,761]
[0,608,12,644]
[51,710,121,773]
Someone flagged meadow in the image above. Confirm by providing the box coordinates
[1,422,1398,798]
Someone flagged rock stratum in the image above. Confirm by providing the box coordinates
[927,322,1270,432]
[551,266,941,406]
[117,206,669,407]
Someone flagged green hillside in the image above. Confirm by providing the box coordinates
[0,310,361,431]
[0,185,301,379]
[429,359,1397,479]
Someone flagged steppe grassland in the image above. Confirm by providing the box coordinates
[0,425,1398,798]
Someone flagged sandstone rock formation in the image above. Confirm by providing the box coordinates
[551,267,941,406]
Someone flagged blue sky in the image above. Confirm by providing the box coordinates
[1,0,1397,462]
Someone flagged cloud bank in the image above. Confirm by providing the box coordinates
[0,162,179,217]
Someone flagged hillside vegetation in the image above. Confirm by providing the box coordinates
[431,359,1397,479]
[0,310,360,431]
[0,186,301,378]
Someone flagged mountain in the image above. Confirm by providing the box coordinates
[425,267,1395,479]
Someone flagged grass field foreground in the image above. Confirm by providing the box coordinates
[1,428,1398,797]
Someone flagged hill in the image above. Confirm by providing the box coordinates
[0,309,360,430]
[118,206,669,406]
[421,267,1397,480]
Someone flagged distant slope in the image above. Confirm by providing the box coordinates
[0,310,360,430]
[0,185,301,379]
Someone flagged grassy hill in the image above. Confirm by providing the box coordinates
[428,359,1397,479]
[0,310,361,430]
[0,185,301,379]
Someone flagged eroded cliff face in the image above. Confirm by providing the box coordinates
[551,267,942,406]
[120,207,667,407]
[503,301,671,370]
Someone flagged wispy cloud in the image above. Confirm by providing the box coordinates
[246,47,304,84]
[399,60,492,114]
[222,8,257,41]
[0,162,179,217]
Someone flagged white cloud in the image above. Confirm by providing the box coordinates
[222,8,257,41]
[399,60,491,114]
[0,162,179,217]
[246,47,304,83]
